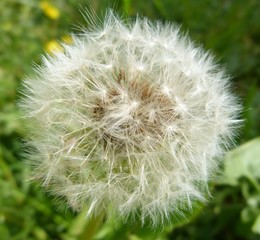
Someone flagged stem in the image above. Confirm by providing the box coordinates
[79,214,104,240]
[67,208,104,240]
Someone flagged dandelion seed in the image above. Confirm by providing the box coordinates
[20,10,241,227]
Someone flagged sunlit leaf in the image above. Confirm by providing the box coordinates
[252,214,260,235]
[221,138,260,187]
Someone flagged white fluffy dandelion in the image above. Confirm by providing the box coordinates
[20,10,241,226]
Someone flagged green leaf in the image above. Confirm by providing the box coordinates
[252,214,260,235]
[221,137,260,188]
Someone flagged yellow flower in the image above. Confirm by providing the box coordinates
[45,36,73,55]
[45,40,63,54]
[62,35,73,45]
[40,1,60,20]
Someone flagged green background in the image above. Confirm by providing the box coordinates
[0,0,260,239]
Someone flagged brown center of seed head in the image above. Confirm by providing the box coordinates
[93,70,177,150]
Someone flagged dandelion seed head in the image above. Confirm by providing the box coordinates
[20,10,241,227]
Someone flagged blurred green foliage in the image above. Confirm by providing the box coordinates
[0,0,260,239]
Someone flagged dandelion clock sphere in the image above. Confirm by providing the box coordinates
[20,10,240,226]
